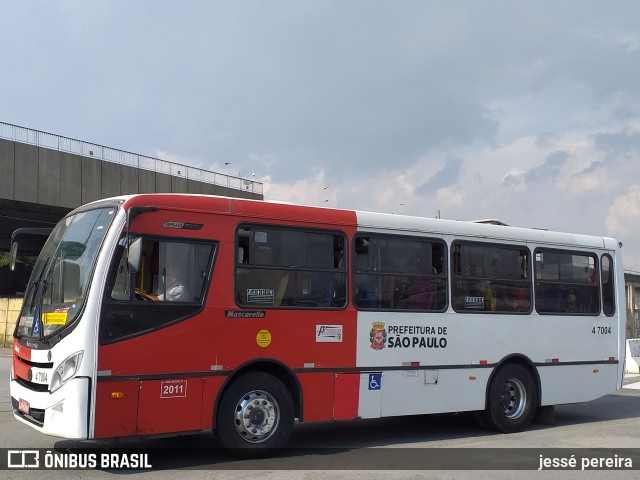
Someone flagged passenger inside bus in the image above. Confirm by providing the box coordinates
[238,246,247,263]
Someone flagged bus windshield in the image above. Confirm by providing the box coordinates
[15,207,116,341]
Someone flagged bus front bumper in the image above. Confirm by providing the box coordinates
[10,376,90,440]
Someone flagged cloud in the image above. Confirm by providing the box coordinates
[566,169,616,195]
[605,184,640,270]
[592,129,640,155]
[526,151,569,183]
[500,150,569,187]
[580,160,605,174]
[415,157,463,196]
[605,184,640,237]
[3,1,640,271]
[262,169,328,206]
[501,170,525,189]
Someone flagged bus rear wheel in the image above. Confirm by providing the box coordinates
[216,372,294,456]
[481,364,537,433]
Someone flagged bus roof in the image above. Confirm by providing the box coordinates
[355,210,610,250]
[84,193,615,251]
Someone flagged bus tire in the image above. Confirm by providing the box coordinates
[216,371,294,456]
[482,364,537,433]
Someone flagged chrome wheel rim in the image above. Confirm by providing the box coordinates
[500,378,527,419]
[233,390,280,443]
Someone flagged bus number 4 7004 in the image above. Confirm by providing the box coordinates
[592,326,612,335]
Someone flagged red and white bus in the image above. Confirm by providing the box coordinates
[10,194,626,453]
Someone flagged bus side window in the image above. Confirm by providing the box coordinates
[535,249,600,315]
[101,238,216,344]
[452,242,531,314]
[353,235,446,312]
[601,254,615,316]
[235,225,347,309]
[109,238,214,303]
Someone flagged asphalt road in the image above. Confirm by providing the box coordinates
[1,349,639,479]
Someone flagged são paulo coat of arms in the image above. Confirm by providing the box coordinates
[370,322,387,350]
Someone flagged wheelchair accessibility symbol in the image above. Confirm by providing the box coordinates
[368,373,382,390]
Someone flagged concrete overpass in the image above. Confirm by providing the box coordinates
[0,121,263,251]
[0,122,264,344]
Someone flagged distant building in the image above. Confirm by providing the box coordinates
[625,272,640,339]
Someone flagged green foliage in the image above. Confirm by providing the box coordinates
[0,252,37,269]
[20,255,38,269]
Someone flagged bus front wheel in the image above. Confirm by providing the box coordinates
[481,364,537,433]
[216,372,294,456]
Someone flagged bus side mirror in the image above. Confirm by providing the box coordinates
[127,237,143,274]
[9,242,18,272]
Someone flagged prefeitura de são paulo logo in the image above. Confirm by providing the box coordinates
[370,322,387,350]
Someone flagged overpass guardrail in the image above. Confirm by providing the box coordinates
[0,121,262,195]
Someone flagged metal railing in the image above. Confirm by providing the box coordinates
[0,121,263,195]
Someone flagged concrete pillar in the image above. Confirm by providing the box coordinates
[0,139,14,200]
[81,156,102,204]
[120,165,139,195]
[171,176,188,193]
[216,186,235,197]
[139,169,156,193]
[156,172,171,193]
[60,153,82,208]
[14,143,39,203]
[101,162,122,199]
[38,147,61,206]
[201,183,216,196]
[187,180,202,194]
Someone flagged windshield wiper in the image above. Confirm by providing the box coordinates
[27,257,50,315]
[35,277,50,342]
[22,256,52,341]
[26,280,39,316]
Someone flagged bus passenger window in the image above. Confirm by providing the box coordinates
[534,249,600,315]
[235,226,347,309]
[353,235,447,312]
[601,254,615,316]
[451,242,531,314]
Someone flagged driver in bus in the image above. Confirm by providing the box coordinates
[157,265,189,302]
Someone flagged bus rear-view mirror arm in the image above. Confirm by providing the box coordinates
[9,241,18,272]
[124,206,157,274]
[127,237,143,274]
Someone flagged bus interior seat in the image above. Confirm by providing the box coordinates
[353,255,378,308]
[306,246,337,306]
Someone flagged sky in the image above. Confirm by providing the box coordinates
[2,1,640,270]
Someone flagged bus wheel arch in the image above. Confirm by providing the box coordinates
[480,356,540,433]
[213,361,301,454]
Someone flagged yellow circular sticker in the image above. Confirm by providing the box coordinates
[256,330,272,348]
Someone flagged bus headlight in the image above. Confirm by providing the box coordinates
[50,351,84,393]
